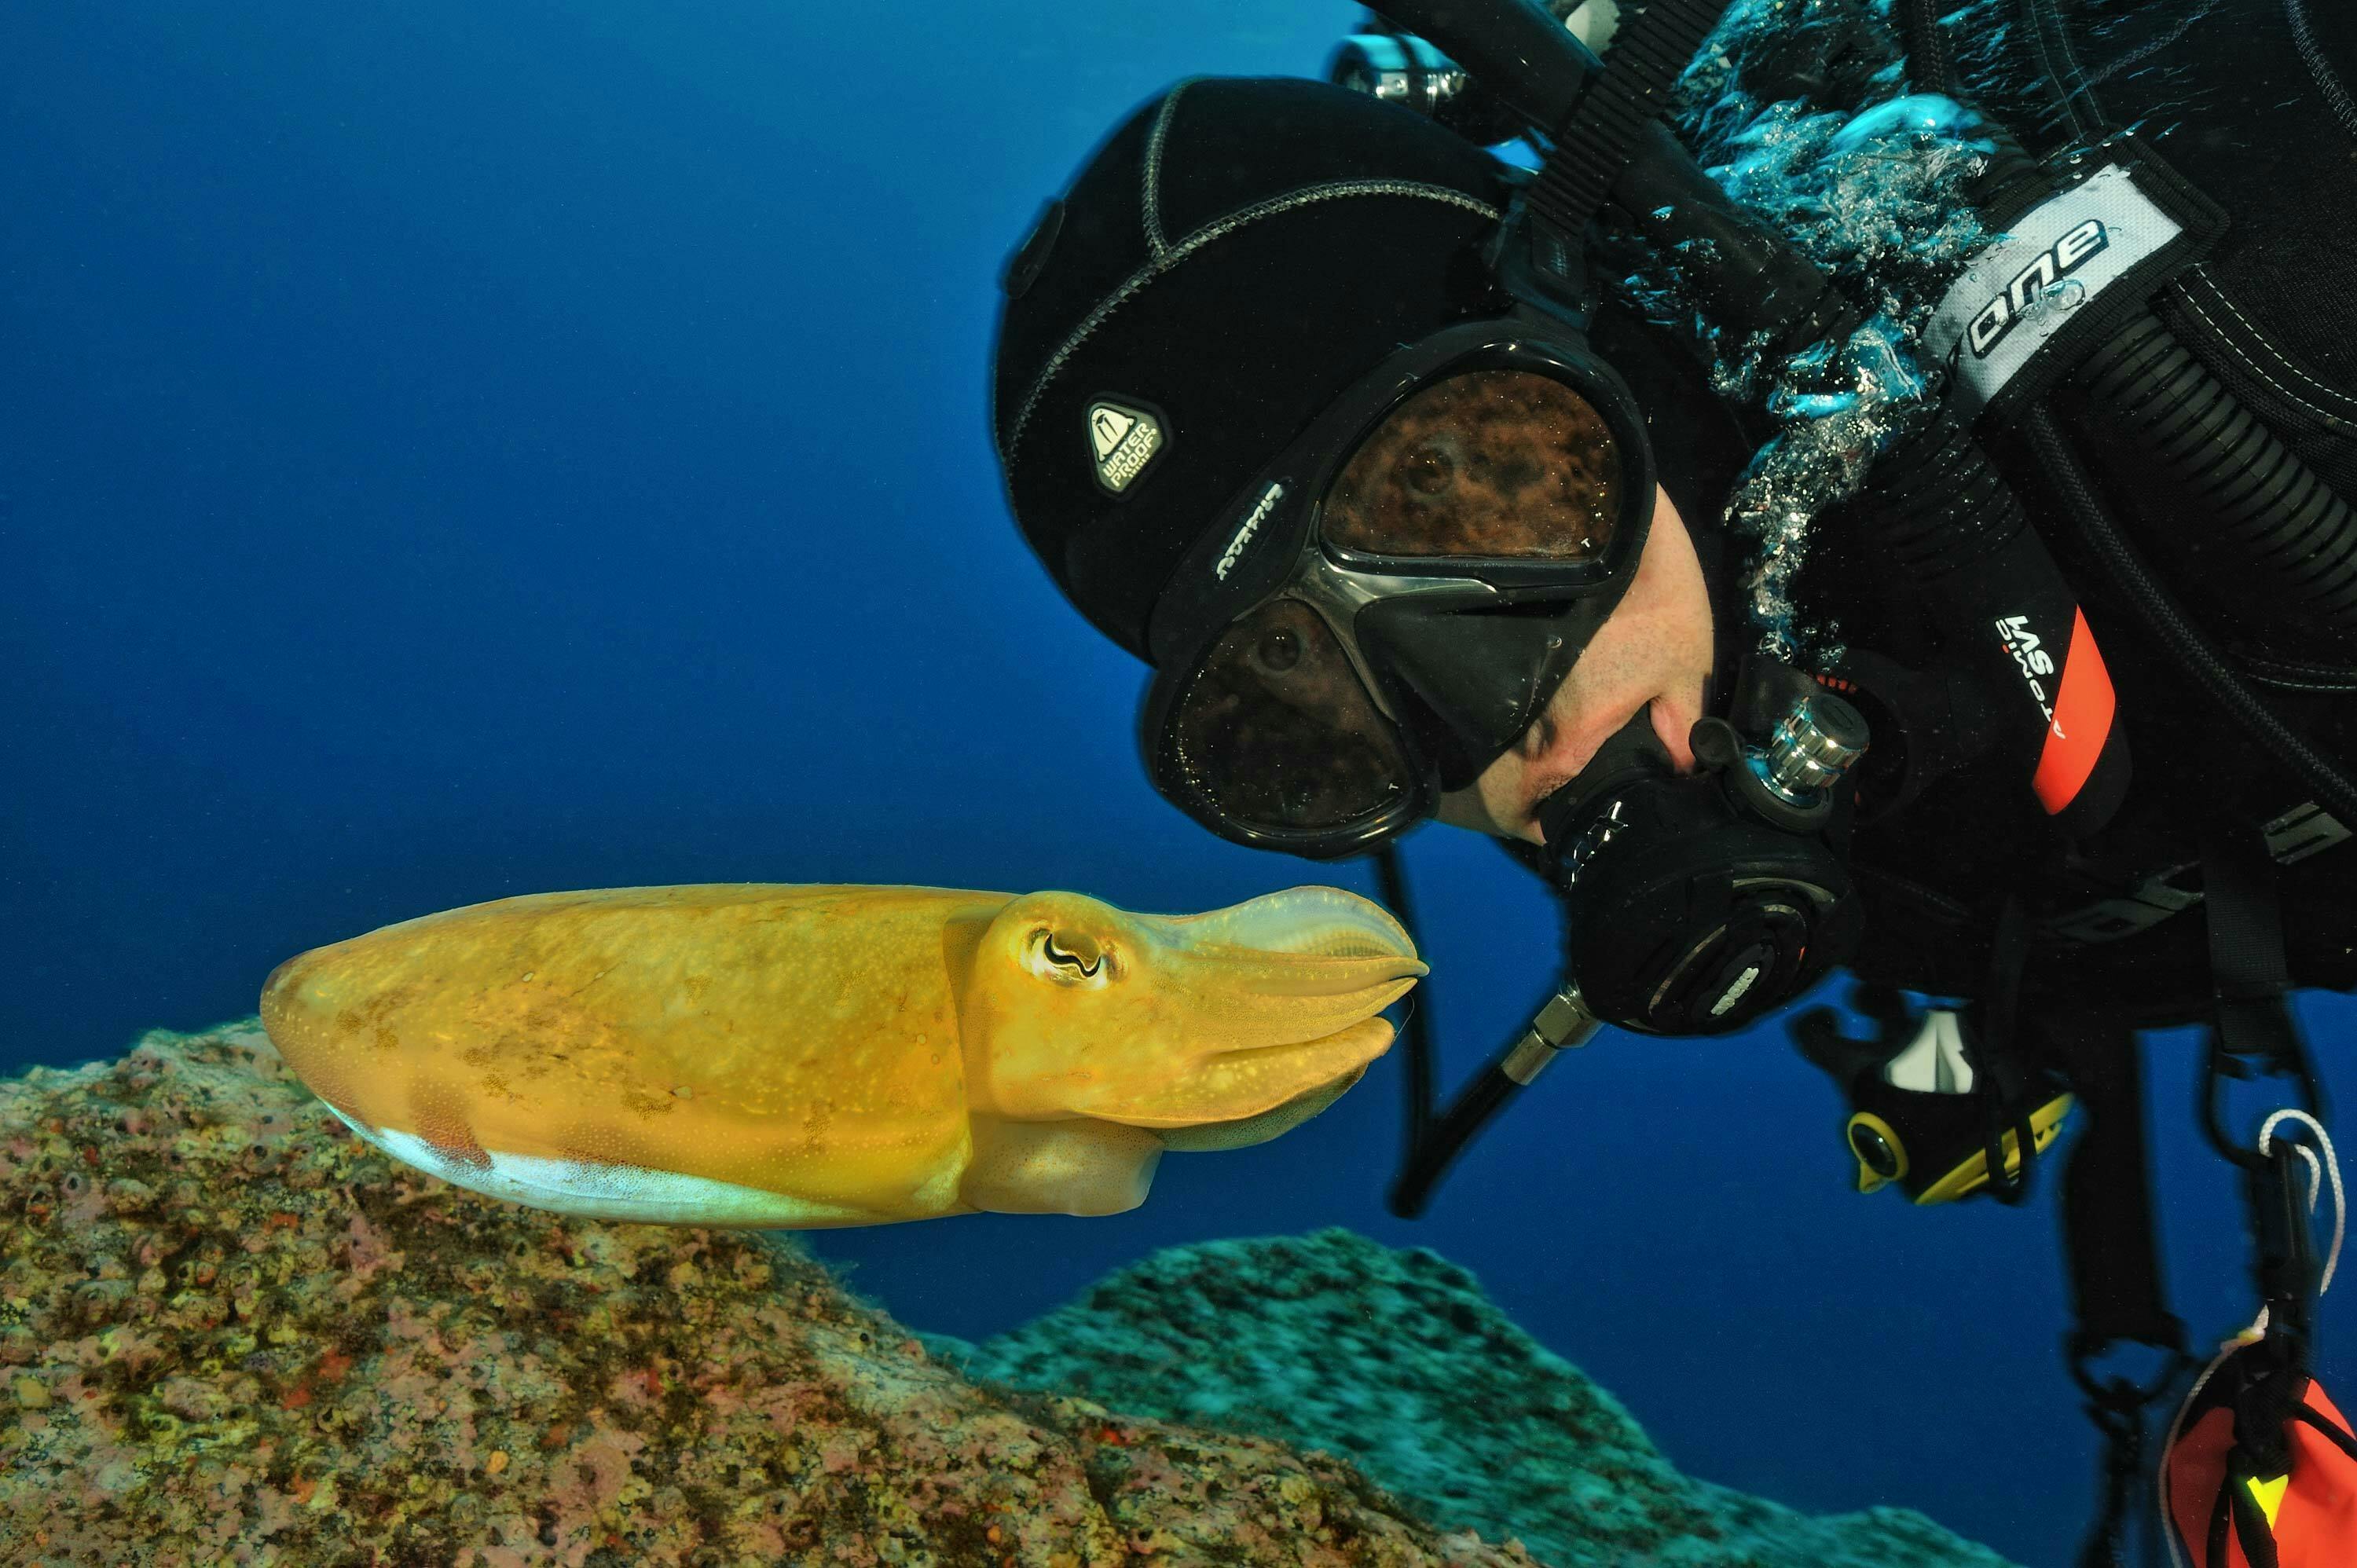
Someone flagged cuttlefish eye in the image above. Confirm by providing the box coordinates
[1025,926,1109,985]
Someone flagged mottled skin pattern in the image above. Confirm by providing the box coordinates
[260,883,1422,1229]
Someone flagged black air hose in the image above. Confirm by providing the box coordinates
[1924,61,2357,643]
[1895,0,1953,99]
[1865,397,2031,577]
[2022,403,2357,826]
[2073,313,2357,643]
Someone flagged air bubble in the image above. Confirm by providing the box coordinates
[1612,0,2003,663]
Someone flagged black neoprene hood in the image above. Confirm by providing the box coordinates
[989,76,1516,661]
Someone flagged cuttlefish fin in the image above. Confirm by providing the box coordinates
[959,1115,1165,1217]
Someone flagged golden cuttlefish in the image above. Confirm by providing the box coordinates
[258,883,1424,1229]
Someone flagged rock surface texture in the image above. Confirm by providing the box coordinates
[0,1022,1537,1567]
[1,1020,2019,1566]
[931,1232,2020,1568]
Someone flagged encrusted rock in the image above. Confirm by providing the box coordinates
[0,1022,1539,1567]
[931,1230,2022,1568]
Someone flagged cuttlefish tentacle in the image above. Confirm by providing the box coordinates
[260,881,1424,1229]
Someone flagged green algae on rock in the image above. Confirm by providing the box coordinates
[0,1021,1539,1567]
[928,1230,2024,1568]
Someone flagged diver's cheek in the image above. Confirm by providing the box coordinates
[1627,493,1714,772]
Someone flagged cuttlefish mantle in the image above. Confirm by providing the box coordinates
[258,883,1424,1229]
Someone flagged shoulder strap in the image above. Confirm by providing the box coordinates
[1523,0,1730,242]
[2052,1002,2185,1357]
[2200,819,2325,1163]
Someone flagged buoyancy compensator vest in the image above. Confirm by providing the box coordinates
[1816,0,2357,1020]
[1337,3,2357,1560]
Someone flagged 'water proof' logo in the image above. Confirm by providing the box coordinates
[1087,399,1164,494]
[1966,218,2109,360]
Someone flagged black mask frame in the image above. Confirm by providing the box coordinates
[1139,310,1659,859]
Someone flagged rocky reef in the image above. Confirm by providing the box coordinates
[0,1022,1539,1566]
[0,1020,2015,1566]
[929,1232,2017,1568]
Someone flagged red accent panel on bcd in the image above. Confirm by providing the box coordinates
[2032,607,2116,815]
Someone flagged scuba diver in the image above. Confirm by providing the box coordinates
[988,0,2357,1559]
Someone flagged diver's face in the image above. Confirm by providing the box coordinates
[1434,483,1714,844]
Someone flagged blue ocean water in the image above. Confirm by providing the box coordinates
[5,4,2351,1564]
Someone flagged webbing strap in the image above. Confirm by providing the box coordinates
[1524,0,1730,241]
[2200,822,2323,1167]
[2056,1000,2185,1568]
[1974,896,2040,1205]
[2076,1381,2150,1568]
[2205,823,2298,1052]
[2054,1006,2187,1355]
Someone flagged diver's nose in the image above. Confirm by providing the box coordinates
[1649,696,1699,775]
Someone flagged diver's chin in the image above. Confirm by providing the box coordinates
[1432,785,1515,838]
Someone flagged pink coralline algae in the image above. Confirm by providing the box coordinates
[0,1020,1541,1567]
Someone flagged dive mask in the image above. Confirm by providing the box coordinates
[1140,314,1658,859]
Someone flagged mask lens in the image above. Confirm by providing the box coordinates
[1167,598,1414,832]
[1322,368,1622,562]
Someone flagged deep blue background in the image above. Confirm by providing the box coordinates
[6,5,2352,1564]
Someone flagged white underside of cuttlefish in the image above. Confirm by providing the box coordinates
[258,883,1424,1228]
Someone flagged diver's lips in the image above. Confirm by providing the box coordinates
[1516,711,1634,837]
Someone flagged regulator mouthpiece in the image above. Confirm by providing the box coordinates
[1536,669,1869,1035]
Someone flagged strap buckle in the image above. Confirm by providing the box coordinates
[2202,1026,2322,1171]
[2198,822,2325,1170]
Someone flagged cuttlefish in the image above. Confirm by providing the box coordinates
[258,883,1423,1229]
